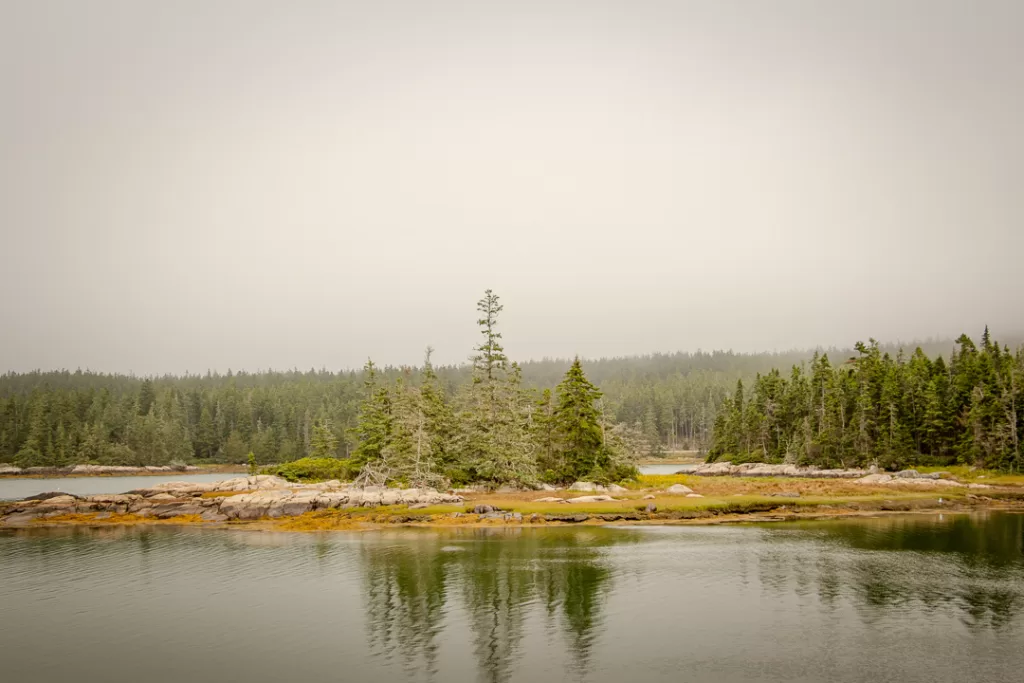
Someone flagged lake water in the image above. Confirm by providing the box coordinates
[2,513,1022,683]
[638,463,698,475]
[0,473,243,500]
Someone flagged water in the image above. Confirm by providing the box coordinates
[0,473,243,500]
[638,463,697,475]
[3,513,1022,682]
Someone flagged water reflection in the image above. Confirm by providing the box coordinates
[358,528,624,682]
[3,515,1024,683]
[758,513,1024,631]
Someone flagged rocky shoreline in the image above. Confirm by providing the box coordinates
[0,463,209,477]
[2,470,1019,529]
[0,476,465,526]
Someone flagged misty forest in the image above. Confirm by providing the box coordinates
[1,291,1022,482]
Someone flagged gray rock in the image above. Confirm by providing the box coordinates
[645,503,657,513]
[666,484,694,494]
[642,494,656,500]
[566,495,615,503]
[607,484,628,493]
[685,493,704,498]
[408,503,429,510]
[533,497,565,503]
[770,491,801,498]
[473,504,495,514]
[894,469,921,479]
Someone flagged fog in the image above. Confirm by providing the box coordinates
[2,0,1021,375]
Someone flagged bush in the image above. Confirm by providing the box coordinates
[266,457,356,483]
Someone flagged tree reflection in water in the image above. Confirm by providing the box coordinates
[756,512,1024,631]
[359,527,619,682]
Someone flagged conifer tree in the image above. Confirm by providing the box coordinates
[550,358,606,483]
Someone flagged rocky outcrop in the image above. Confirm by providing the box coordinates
[854,471,989,489]
[565,495,616,503]
[0,477,464,526]
[691,462,869,478]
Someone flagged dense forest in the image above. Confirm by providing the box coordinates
[710,329,1023,471]
[1,289,1021,476]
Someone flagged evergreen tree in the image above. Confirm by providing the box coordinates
[550,358,606,483]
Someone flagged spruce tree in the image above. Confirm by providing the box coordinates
[551,358,605,483]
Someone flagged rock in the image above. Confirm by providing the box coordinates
[568,482,607,492]
[0,464,23,475]
[690,462,869,479]
[855,474,894,484]
[645,503,657,513]
[685,493,704,498]
[473,504,495,514]
[642,494,656,500]
[566,495,615,503]
[200,510,229,522]
[22,491,82,501]
[536,483,557,492]
[408,503,429,510]
[894,469,920,479]
[666,484,694,494]
[607,484,628,493]
[770,492,801,498]
[543,513,590,523]
[533,497,565,503]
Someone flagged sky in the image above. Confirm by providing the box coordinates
[1,0,1022,375]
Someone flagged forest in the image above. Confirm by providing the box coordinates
[1,289,1022,479]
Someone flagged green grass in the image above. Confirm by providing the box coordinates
[916,465,1024,487]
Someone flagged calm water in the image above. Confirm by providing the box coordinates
[638,463,698,475]
[0,473,242,500]
[2,514,1023,683]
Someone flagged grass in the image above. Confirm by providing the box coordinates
[916,466,1024,487]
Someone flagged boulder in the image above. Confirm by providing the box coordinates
[666,484,694,495]
[645,502,657,513]
[473,504,495,514]
[533,497,565,503]
[894,469,920,479]
[642,494,656,500]
[685,493,704,498]
[568,482,607,492]
[566,495,615,503]
[607,484,628,493]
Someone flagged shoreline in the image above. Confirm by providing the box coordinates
[8,503,1021,533]
[4,470,1023,532]
[0,465,247,479]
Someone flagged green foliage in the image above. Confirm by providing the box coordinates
[268,457,355,483]
[247,451,258,478]
[1,309,1020,478]
[709,332,1024,472]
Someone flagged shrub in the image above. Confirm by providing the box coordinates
[267,457,356,483]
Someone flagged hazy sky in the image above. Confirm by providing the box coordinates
[2,0,1021,375]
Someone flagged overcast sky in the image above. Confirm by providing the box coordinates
[1,0,1021,375]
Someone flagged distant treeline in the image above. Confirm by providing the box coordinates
[710,329,1023,471]
[2,311,1021,473]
